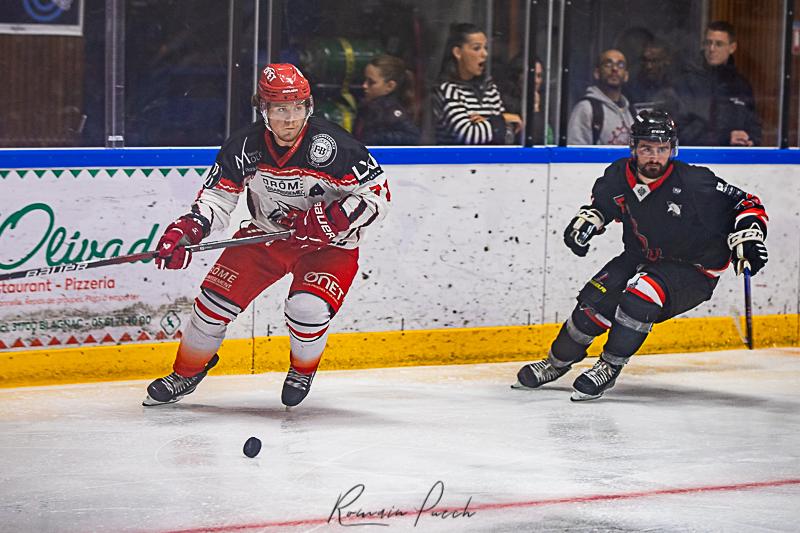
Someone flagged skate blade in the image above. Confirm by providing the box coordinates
[142,395,181,407]
[510,380,536,390]
[570,389,603,402]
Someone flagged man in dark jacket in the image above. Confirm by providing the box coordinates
[675,20,761,146]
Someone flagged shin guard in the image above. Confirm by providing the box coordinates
[174,288,241,376]
[551,304,611,366]
[285,292,332,374]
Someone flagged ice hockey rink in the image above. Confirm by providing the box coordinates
[2,348,799,533]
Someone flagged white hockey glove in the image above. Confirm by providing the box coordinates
[727,223,768,276]
[564,206,605,257]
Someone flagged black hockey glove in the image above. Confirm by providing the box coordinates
[563,206,605,257]
[727,222,768,276]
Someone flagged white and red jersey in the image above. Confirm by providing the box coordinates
[190,116,390,249]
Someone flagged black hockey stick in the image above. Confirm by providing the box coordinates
[0,230,292,282]
[743,265,753,350]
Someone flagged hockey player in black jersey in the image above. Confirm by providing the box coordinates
[513,110,768,401]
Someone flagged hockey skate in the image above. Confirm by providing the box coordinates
[142,354,219,406]
[281,365,316,407]
[511,358,571,390]
[571,357,623,401]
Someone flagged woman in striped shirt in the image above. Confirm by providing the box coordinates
[433,23,523,145]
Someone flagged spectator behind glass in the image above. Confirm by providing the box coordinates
[675,20,761,146]
[353,55,420,145]
[626,39,681,118]
[497,54,554,144]
[433,22,522,145]
[567,49,634,145]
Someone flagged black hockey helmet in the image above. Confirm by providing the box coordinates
[630,110,678,158]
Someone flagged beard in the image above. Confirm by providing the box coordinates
[637,161,666,179]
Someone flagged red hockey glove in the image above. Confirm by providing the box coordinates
[155,216,205,269]
[563,206,605,257]
[283,202,351,250]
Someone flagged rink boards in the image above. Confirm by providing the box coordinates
[0,147,798,386]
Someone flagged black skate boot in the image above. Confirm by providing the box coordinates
[511,356,571,390]
[281,365,316,407]
[142,354,219,406]
[571,357,623,401]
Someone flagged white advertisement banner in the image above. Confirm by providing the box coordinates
[1,162,797,352]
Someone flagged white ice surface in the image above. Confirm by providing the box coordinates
[1,348,799,532]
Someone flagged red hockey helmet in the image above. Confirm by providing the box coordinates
[257,64,313,132]
[258,64,311,103]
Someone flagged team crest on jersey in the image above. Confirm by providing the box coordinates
[666,201,682,217]
[308,133,337,167]
[204,163,222,189]
[632,183,650,201]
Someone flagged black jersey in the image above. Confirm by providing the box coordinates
[190,116,390,249]
[590,158,767,274]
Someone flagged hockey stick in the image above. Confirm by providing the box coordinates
[0,230,292,282]
[743,264,753,350]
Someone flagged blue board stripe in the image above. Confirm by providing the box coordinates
[1,146,799,168]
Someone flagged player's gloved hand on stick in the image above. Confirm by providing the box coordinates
[563,206,605,257]
[155,215,205,269]
[727,223,768,275]
[281,201,351,250]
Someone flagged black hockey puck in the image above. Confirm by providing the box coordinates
[243,436,261,458]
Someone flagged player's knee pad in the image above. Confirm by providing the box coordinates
[190,288,241,338]
[616,272,666,332]
[603,273,666,363]
[551,304,611,364]
[285,291,332,343]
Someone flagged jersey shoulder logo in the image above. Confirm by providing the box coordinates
[351,153,383,184]
[204,163,222,189]
[234,136,261,173]
[308,133,337,168]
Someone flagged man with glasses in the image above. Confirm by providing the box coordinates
[513,110,768,401]
[676,20,761,146]
[143,64,391,408]
[567,49,634,145]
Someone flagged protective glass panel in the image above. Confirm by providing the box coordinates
[790,1,799,147]
[0,0,104,147]
[124,0,230,147]
[563,0,784,147]
[267,0,530,146]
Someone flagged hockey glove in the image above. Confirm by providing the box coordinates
[155,215,205,269]
[727,223,768,276]
[563,206,605,257]
[283,201,351,250]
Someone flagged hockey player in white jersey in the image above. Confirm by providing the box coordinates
[143,63,391,407]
